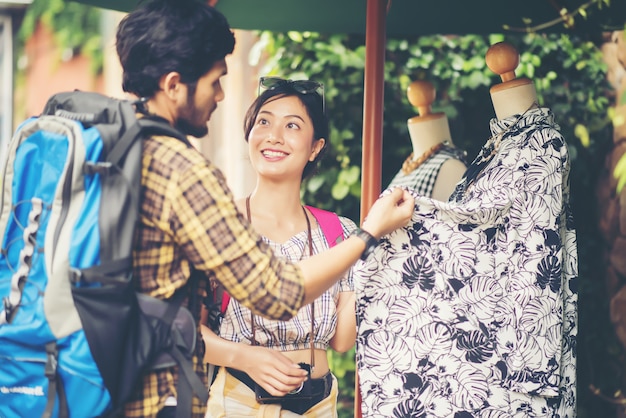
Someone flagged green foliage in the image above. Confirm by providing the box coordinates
[260,31,624,416]
[17,0,103,74]
[615,153,626,193]
[327,347,356,418]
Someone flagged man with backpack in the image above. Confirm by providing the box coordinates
[114,1,414,417]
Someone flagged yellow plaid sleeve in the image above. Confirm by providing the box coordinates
[164,138,305,321]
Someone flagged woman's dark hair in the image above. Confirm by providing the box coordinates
[243,82,329,180]
[115,0,235,98]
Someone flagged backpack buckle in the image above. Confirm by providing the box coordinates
[44,342,58,377]
[84,161,113,176]
[1,297,15,324]
[69,268,82,284]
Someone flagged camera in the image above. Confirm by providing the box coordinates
[254,362,313,403]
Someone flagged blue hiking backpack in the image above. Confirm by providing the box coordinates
[0,91,209,418]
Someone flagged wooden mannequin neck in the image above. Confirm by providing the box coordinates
[407,113,451,158]
[490,78,538,120]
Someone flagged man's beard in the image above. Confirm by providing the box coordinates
[175,86,210,138]
[175,118,208,138]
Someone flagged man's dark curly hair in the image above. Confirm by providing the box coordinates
[115,0,235,98]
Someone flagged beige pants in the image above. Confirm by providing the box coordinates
[205,367,338,418]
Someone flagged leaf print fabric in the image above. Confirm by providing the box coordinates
[354,108,577,418]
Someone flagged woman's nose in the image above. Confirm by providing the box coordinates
[266,130,282,143]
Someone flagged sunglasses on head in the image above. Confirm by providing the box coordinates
[258,76,325,114]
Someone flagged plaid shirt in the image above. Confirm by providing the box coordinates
[124,133,305,417]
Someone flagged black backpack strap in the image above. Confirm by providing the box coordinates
[169,344,209,418]
[42,342,69,418]
[175,268,210,418]
[163,287,187,327]
[69,258,132,285]
[107,117,189,167]
[149,274,209,417]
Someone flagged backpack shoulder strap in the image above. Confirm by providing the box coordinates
[107,116,188,166]
[219,287,230,314]
[204,283,230,320]
[305,206,344,248]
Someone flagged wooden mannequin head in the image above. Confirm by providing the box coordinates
[406,80,452,157]
[486,42,538,120]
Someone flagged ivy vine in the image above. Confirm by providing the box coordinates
[505,0,624,33]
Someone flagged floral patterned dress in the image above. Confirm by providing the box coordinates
[354,107,577,417]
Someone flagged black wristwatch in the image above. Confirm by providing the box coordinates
[350,228,380,261]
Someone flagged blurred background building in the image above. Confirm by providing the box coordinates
[0,1,30,161]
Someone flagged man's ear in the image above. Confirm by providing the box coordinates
[159,72,183,101]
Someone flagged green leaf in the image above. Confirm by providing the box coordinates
[343,166,361,185]
[306,176,325,193]
[287,32,304,43]
[613,153,626,182]
[617,171,626,194]
[331,183,350,200]
[574,124,590,147]
[349,182,361,197]
[613,111,625,129]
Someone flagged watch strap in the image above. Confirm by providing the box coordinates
[350,228,379,261]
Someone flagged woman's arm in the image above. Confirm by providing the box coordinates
[329,291,356,353]
[181,165,414,321]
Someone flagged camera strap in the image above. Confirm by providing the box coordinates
[247,200,316,370]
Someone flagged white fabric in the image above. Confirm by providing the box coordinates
[354,108,577,417]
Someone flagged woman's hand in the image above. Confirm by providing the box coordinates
[239,345,308,397]
[298,187,415,306]
[362,187,415,238]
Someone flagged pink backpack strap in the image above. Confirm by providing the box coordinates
[305,206,344,248]
[220,290,230,314]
